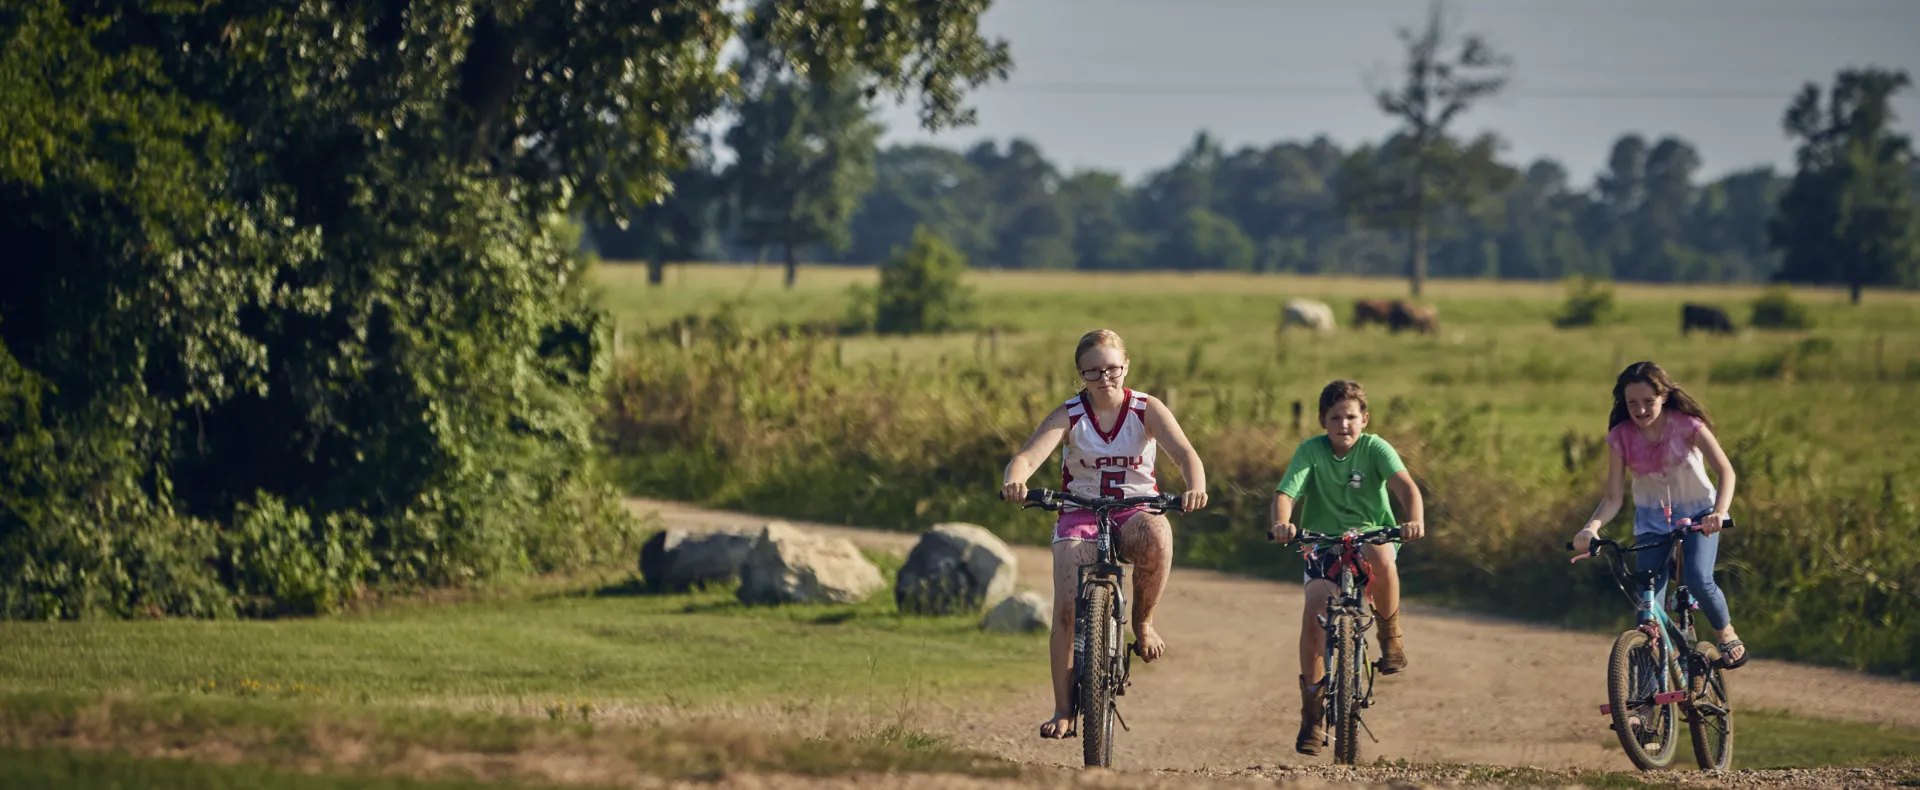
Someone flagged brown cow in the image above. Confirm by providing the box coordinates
[1354,299,1394,329]
[1389,301,1440,335]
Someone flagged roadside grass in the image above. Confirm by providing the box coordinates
[0,552,1044,713]
[0,690,1018,787]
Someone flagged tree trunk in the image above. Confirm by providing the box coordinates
[784,243,798,289]
[647,251,665,286]
[1850,278,1862,305]
[1409,218,1429,298]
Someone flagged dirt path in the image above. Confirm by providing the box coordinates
[628,499,1920,775]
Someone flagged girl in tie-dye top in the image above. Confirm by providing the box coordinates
[1571,361,1748,669]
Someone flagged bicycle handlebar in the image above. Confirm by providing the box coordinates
[1564,515,1736,560]
[1008,487,1185,514]
[1292,527,1405,545]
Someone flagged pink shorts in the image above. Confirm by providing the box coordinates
[1053,507,1146,543]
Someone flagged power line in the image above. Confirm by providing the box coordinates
[985,81,1920,102]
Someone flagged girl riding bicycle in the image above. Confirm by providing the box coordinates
[1000,329,1209,740]
[1268,379,1425,757]
[1571,361,1748,670]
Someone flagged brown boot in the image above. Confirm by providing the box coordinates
[1295,675,1326,756]
[1376,610,1408,674]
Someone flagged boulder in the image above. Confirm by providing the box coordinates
[895,523,1018,615]
[982,591,1051,633]
[736,522,885,605]
[639,529,754,592]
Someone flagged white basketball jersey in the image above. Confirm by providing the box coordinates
[1060,389,1159,500]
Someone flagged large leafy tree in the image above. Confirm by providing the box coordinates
[0,0,1010,618]
[1770,68,1920,303]
[1341,0,1513,296]
[725,17,888,289]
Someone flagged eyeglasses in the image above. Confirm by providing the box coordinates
[1078,365,1126,382]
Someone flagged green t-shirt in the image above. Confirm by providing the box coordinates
[1275,433,1407,536]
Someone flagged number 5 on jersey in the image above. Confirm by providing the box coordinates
[1100,471,1127,499]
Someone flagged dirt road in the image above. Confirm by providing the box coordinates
[628,498,1920,775]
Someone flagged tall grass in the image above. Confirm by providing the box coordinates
[598,266,1920,677]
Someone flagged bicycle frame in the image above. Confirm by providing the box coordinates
[1294,526,1403,743]
[1575,521,1730,718]
[1019,488,1184,719]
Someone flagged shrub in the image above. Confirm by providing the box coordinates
[1552,275,1618,328]
[1751,285,1814,330]
[856,227,977,335]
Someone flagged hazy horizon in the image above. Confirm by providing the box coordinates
[872,0,1920,188]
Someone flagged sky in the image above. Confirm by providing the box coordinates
[870,0,1920,188]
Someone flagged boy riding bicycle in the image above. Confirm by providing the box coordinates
[1268,380,1426,756]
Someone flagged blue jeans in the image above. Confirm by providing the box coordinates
[1632,528,1732,632]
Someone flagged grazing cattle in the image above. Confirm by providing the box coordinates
[1681,303,1735,335]
[1389,301,1441,335]
[1283,299,1337,332]
[1354,299,1394,329]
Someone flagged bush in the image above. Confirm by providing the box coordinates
[1551,275,1619,328]
[851,227,976,335]
[1751,285,1815,330]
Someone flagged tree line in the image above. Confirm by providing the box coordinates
[596,5,1920,301]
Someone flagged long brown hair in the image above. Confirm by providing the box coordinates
[1608,361,1713,432]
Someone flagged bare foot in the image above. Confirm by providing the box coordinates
[1133,622,1166,663]
[1039,711,1074,739]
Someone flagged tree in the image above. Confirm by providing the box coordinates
[725,27,884,289]
[0,0,1010,618]
[1770,68,1920,303]
[590,136,723,285]
[1343,0,1513,296]
[1158,208,1256,271]
[849,144,992,265]
[1340,131,1516,287]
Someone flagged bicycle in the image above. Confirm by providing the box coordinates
[1567,513,1737,771]
[1016,487,1185,768]
[1289,525,1404,765]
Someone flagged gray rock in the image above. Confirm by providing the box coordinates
[638,529,754,592]
[895,522,1019,615]
[982,591,1052,633]
[737,522,885,605]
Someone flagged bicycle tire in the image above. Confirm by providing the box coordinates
[1080,584,1118,768]
[1608,629,1679,769]
[1330,612,1364,764]
[1687,642,1733,771]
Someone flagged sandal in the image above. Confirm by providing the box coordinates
[1717,639,1749,670]
[1039,716,1077,739]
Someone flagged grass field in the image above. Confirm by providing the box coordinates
[597,263,1920,677]
[0,554,1040,715]
[600,263,1920,483]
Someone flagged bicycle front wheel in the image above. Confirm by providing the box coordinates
[1608,629,1678,769]
[1080,584,1118,768]
[1329,612,1365,765]
[1688,642,1733,771]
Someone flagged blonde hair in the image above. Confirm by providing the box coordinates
[1074,329,1127,368]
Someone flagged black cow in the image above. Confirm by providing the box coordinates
[1681,303,1735,336]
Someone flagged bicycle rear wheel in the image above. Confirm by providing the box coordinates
[1608,629,1678,769]
[1688,642,1733,771]
[1080,584,1118,768]
[1329,613,1364,765]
